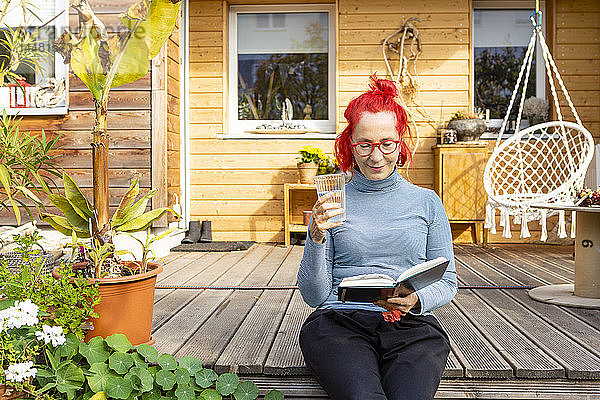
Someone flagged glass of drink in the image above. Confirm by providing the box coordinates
[314,173,346,223]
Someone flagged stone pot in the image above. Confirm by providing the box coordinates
[447,118,487,141]
[297,162,319,184]
[53,261,162,346]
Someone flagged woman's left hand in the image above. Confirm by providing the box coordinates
[374,293,420,314]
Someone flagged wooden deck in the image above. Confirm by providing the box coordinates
[151,244,600,399]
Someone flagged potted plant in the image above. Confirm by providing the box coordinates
[447,111,487,141]
[41,172,179,345]
[0,242,284,400]
[297,145,325,183]
[523,96,549,127]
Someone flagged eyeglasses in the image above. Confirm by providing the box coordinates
[350,139,401,157]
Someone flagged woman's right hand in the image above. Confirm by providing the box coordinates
[308,192,345,244]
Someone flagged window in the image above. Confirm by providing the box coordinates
[473,2,545,133]
[0,0,68,115]
[228,4,336,138]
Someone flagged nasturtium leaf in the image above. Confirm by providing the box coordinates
[233,381,259,400]
[154,370,176,391]
[105,375,133,399]
[125,367,154,392]
[176,356,202,376]
[80,337,110,364]
[56,364,85,394]
[216,373,239,396]
[173,367,190,385]
[56,333,80,359]
[157,354,177,371]
[200,388,222,400]
[195,368,218,388]
[87,362,117,393]
[109,352,135,374]
[140,388,161,400]
[264,389,285,400]
[106,334,133,353]
[131,352,148,368]
[147,366,159,376]
[174,384,195,400]
[136,344,158,363]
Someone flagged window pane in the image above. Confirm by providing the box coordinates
[237,12,329,121]
[474,10,536,119]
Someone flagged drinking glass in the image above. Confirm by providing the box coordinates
[314,173,346,223]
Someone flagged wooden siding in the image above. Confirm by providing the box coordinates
[186,0,598,243]
[166,13,182,222]
[0,0,157,224]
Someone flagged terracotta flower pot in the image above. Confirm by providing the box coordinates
[297,162,319,184]
[53,261,162,346]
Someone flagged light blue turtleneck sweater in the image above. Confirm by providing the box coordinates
[297,169,457,315]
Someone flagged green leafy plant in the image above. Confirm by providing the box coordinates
[317,155,339,175]
[118,227,178,272]
[297,145,326,165]
[449,110,481,121]
[52,0,182,237]
[0,232,100,339]
[0,112,61,224]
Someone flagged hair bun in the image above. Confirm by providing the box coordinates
[368,74,398,97]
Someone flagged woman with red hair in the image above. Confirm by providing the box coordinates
[297,75,456,400]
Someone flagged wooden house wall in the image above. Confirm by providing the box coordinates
[0,0,153,225]
[166,16,182,222]
[188,0,599,244]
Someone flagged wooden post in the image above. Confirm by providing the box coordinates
[152,45,168,227]
[92,98,110,237]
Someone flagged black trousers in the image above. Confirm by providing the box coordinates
[299,309,450,400]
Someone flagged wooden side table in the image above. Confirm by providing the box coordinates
[283,183,317,246]
[432,143,488,244]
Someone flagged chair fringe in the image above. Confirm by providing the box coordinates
[570,210,576,238]
[503,208,512,238]
[540,209,548,242]
[558,210,567,238]
[520,209,531,239]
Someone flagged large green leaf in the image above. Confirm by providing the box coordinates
[115,207,173,233]
[48,193,89,233]
[154,369,176,391]
[112,177,140,227]
[200,389,222,400]
[263,390,285,400]
[195,369,218,389]
[59,30,105,101]
[109,352,134,375]
[55,363,85,394]
[135,343,158,363]
[216,373,239,396]
[87,363,118,393]
[107,31,150,89]
[233,381,259,400]
[177,356,202,376]
[125,366,154,392]
[112,188,157,229]
[157,354,177,371]
[118,0,182,59]
[79,337,111,364]
[174,384,196,400]
[62,172,93,220]
[39,213,83,238]
[106,334,133,353]
[105,376,133,399]
[0,163,20,224]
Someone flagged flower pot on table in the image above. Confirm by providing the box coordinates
[53,261,162,346]
[297,162,319,184]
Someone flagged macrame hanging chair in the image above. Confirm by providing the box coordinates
[483,9,595,241]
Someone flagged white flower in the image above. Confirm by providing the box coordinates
[5,361,37,382]
[3,300,39,329]
[35,325,66,347]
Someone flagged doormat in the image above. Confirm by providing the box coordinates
[171,241,255,252]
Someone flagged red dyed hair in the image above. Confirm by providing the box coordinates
[334,74,411,172]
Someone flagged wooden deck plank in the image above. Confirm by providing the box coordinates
[443,350,463,378]
[152,250,252,330]
[433,303,512,378]
[156,252,211,284]
[461,247,600,357]
[453,290,565,378]
[263,290,313,376]
[173,246,294,366]
[214,246,304,374]
[152,245,275,354]
[248,376,600,399]
[456,249,600,379]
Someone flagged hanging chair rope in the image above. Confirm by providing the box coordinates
[483,9,595,241]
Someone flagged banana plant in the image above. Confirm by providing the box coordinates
[52,0,182,237]
[40,172,180,249]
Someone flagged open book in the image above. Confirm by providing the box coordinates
[337,257,450,302]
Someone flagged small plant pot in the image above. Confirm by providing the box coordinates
[297,162,319,184]
[53,261,162,346]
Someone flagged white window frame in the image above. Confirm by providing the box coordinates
[224,4,336,139]
[472,1,546,138]
[1,0,69,115]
